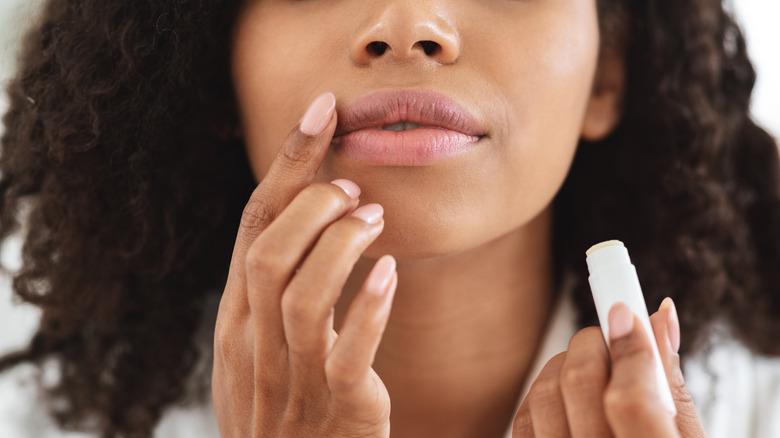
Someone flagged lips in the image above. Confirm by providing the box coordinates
[332,89,486,166]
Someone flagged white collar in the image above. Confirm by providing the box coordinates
[503,291,579,438]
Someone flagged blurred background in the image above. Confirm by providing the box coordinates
[0,0,779,354]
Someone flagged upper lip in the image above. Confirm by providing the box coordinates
[334,89,486,137]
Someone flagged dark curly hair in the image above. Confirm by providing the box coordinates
[0,0,778,436]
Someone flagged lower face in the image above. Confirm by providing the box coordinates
[231,0,601,260]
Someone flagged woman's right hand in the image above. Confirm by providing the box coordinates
[212,92,397,437]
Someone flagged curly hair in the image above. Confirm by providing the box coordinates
[0,0,778,436]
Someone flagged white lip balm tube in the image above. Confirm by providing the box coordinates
[586,240,677,416]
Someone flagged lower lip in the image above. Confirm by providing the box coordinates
[332,128,481,166]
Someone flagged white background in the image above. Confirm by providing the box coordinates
[0,0,778,355]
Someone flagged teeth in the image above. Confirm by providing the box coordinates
[382,122,421,132]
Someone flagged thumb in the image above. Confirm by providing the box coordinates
[650,298,707,437]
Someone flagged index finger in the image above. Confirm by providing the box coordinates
[233,91,337,272]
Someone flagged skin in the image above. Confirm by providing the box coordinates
[213,0,708,437]
[231,0,606,259]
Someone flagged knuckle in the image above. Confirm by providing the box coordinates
[570,326,604,346]
[524,352,566,407]
[666,353,693,402]
[630,346,656,364]
[527,375,562,407]
[245,241,282,275]
[279,136,318,169]
[240,197,276,237]
[561,360,606,394]
[670,368,695,405]
[281,292,317,326]
[282,398,311,429]
[214,314,244,360]
[325,356,359,392]
[254,376,286,417]
[214,321,234,355]
[319,219,371,253]
[299,183,349,212]
[604,381,656,418]
[673,385,695,406]
[512,408,533,437]
[613,336,656,362]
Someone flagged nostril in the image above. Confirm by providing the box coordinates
[362,40,446,60]
[418,40,440,56]
[367,41,389,56]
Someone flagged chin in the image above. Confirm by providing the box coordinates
[361,212,497,261]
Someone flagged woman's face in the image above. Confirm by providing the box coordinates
[232,0,616,259]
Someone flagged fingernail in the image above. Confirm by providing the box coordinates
[366,255,396,295]
[608,302,635,340]
[351,203,383,225]
[300,92,336,136]
[661,297,681,353]
[331,179,360,199]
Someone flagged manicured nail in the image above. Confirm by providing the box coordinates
[331,179,360,199]
[351,203,383,225]
[300,92,336,136]
[366,255,396,295]
[609,302,635,340]
[660,297,681,353]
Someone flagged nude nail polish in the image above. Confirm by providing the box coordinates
[351,204,383,225]
[300,92,336,136]
[330,179,361,199]
[661,297,681,353]
[366,255,396,295]
[608,303,635,339]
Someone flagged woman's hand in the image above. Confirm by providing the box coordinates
[212,92,396,437]
[513,298,707,437]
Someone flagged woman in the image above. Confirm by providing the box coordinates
[1,0,778,437]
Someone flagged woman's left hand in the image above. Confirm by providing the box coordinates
[513,298,707,437]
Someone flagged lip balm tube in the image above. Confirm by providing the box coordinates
[586,240,677,416]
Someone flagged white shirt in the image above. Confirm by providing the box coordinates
[2,294,780,438]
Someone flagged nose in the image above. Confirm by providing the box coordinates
[350,1,461,65]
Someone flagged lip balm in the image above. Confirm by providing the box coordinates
[586,240,677,416]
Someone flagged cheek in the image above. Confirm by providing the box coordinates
[474,2,600,220]
[231,4,346,180]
